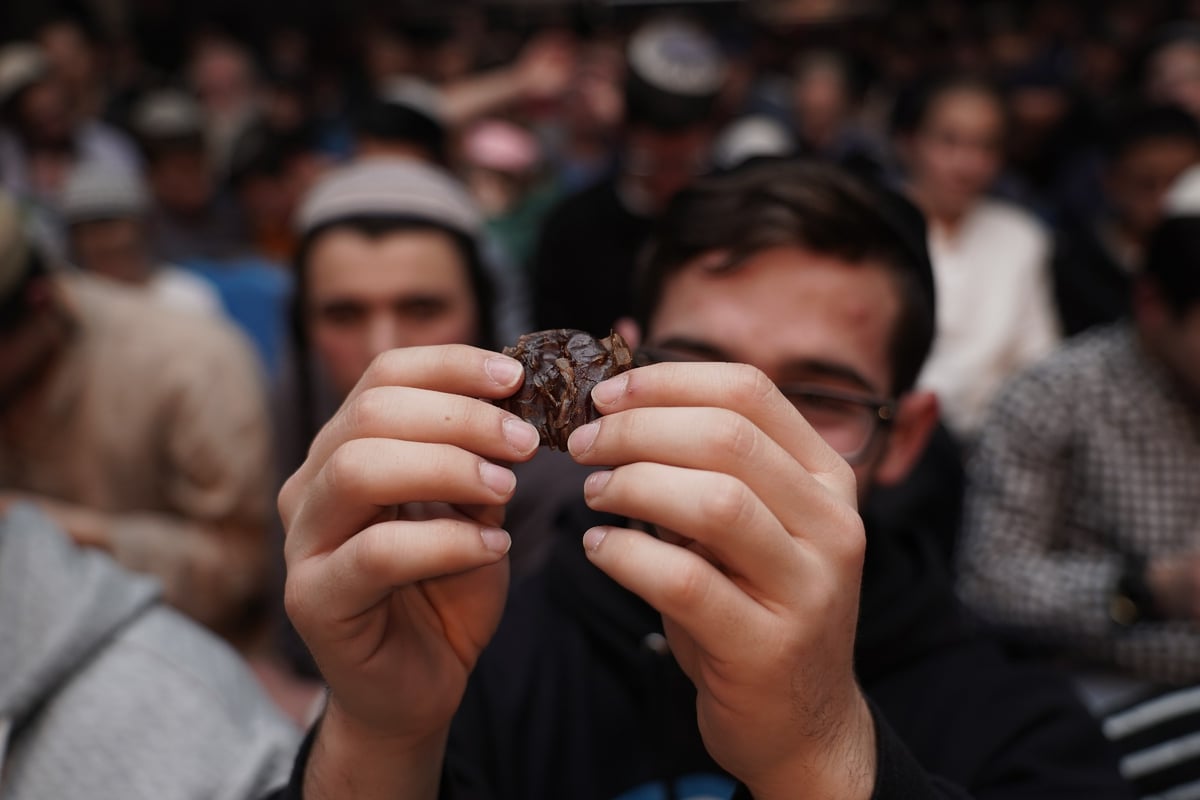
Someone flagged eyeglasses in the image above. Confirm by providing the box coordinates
[635,346,896,464]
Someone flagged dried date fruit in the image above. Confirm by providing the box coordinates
[496,329,634,451]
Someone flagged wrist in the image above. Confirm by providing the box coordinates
[305,697,448,800]
[1115,556,1166,625]
[743,689,876,800]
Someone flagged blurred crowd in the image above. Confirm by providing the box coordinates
[4,0,1200,797]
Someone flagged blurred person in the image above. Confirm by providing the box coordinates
[460,117,562,271]
[957,174,1200,796]
[35,13,108,126]
[893,73,1060,442]
[229,124,329,264]
[0,190,272,644]
[188,37,264,177]
[0,504,297,799]
[353,77,449,164]
[0,42,139,230]
[62,161,223,316]
[533,16,726,337]
[791,50,885,168]
[1053,104,1200,336]
[546,36,625,193]
[130,88,246,262]
[1143,24,1200,123]
[268,159,1131,800]
[284,158,580,584]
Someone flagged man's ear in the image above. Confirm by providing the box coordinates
[613,316,642,349]
[873,389,939,487]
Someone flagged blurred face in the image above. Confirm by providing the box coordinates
[306,228,480,396]
[148,149,213,216]
[39,22,94,91]
[69,218,152,283]
[1107,138,1200,239]
[646,245,905,501]
[906,87,1005,222]
[794,63,850,151]
[621,126,713,215]
[1148,42,1200,120]
[15,81,72,146]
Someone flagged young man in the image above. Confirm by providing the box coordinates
[274,161,1130,799]
[0,190,271,644]
[958,172,1200,795]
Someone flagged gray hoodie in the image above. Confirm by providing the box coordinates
[0,504,299,799]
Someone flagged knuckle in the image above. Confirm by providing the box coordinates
[350,387,392,434]
[712,410,759,462]
[282,574,311,627]
[699,474,755,530]
[324,440,370,496]
[665,560,713,607]
[728,364,777,407]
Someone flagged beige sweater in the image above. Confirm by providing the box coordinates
[0,275,273,640]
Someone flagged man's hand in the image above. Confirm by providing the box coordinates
[0,491,112,549]
[568,362,876,800]
[279,345,539,798]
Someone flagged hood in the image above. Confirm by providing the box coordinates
[0,503,159,724]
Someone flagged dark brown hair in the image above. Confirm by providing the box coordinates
[633,159,936,396]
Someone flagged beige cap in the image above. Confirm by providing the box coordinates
[1165,165,1200,218]
[295,157,482,238]
[0,43,49,109]
[62,163,151,224]
[0,192,31,304]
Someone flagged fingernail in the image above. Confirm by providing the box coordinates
[480,527,511,554]
[584,469,611,498]
[502,417,540,454]
[582,526,609,553]
[485,356,524,387]
[479,461,516,495]
[592,374,628,407]
[568,421,599,456]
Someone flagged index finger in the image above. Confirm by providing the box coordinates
[590,362,856,504]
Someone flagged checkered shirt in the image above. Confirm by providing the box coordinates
[957,323,1200,684]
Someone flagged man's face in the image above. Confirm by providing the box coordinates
[907,88,1004,221]
[148,149,214,216]
[306,228,481,397]
[645,245,903,502]
[69,218,152,283]
[1107,137,1200,239]
[621,126,713,215]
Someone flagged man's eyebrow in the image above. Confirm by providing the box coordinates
[781,360,881,395]
[652,336,883,395]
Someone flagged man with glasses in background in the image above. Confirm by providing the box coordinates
[271,160,1131,799]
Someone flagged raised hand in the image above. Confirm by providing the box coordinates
[569,361,876,800]
[279,345,539,797]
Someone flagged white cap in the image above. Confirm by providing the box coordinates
[712,115,795,170]
[131,89,205,139]
[627,17,726,98]
[0,44,49,108]
[1165,164,1200,217]
[295,157,482,238]
[378,76,446,124]
[62,163,151,224]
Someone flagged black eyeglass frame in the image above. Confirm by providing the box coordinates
[633,345,897,465]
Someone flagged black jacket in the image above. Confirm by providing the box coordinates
[266,502,1132,800]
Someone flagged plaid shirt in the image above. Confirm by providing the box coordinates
[957,324,1200,684]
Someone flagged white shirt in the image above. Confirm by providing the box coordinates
[917,199,1061,439]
